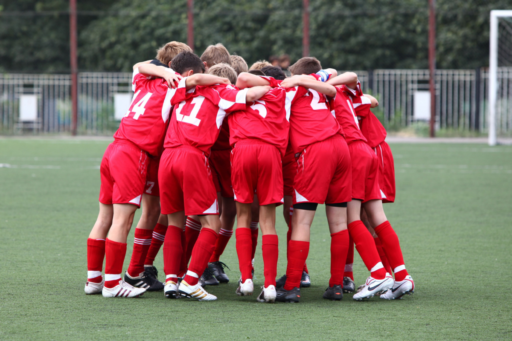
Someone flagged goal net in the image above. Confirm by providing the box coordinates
[489,10,512,145]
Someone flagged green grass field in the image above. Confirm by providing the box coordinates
[1,139,511,340]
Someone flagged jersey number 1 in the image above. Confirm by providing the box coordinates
[176,96,204,126]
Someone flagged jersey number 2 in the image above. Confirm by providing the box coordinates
[310,89,328,110]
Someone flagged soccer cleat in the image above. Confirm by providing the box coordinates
[343,277,355,293]
[143,266,165,291]
[276,286,301,303]
[84,279,104,295]
[300,271,311,288]
[164,280,179,299]
[276,274,287,289]
[323,285,343,301]
[353,276,393,301]
[102,281,146,298]
[380,275,415,300]
[208,261,230,283]
[257,285,277,303]
[178,280,217,301]
[199,267,219,286]
[124,271,164,292]
[236,278,254,296]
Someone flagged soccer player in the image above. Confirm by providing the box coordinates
[84,58,182,298]
[230,55,249,75]
[275,57,352,303]
[158,53,271,301]
[249,60,272,71]
[123,41,192,292]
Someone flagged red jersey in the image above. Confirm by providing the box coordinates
[212,121,231,150]
[332,85,367,144]
[229,85,290,156]
[164,78,247,155]
[353,96,386,148]
[114,68,174,156]
[288,85,341,155]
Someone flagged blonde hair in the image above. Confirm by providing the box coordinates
[229,55,248,75]
[208,63,237,85]
[156,41,193,67]
[200,43,231,68]
[249,60,272,71]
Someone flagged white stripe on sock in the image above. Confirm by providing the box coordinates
[250,222,258,229]
[88,271,102,279]
[394,265,406,273]
[186,270,199,278]
[344,264,353,272]
[134,238,152,245]
[166,274,177,280]
[152,232,165,241]
[219,228,233,237]
[371,262,384,273]
[105,274,121,281]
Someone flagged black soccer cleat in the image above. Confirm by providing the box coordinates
[208,261,230,283]
[323,285,343,301]
[199,267,219,286]
[301,271,311,288]
[124,270,164,292]
[276,286,301,303]
[276,274,287,289]
[343,277,355,293]
[143,266,165,291]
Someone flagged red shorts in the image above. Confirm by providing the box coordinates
[282,149,297,197]
[348,140,381,202]
[293,135,352,205]
[144,156,160,197]
[231,140,283,206]
[159,146,218,216]
[375,141,396,203]
[210,149,233,198]
[99,139,148,207]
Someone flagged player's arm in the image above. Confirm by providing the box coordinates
[326,72,358,88]
[236,72,271,89]
[281,75,336,98]
[184,74,230,89]
[132,60,153,70]
[138,64,182,88]
[246,85,271,102]
[364,94,379,108]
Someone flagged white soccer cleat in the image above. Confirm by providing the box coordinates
[164,280,179,299]
[380,275,415,300]
[101,281,146,298]
[353,276,393,301]
[178,280,217,301]
[257,285,277,303]
[236,278,254,296]
[84,279,104,295]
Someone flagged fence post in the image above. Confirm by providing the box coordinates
[187,0,194,51]
[302,0,309,57]
[474,68,481,131]
[69,0,78,135]
[428,0,436,138]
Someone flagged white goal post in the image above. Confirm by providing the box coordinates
[489,10,512,146]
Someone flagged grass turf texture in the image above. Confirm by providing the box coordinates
[1,139,511,340]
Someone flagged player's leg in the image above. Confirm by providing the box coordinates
[180,215,202,279]
[257,204,279,303]
[250,196,259,273]
[163,211,186,298]
[363,199,414,299]
[143,213,167,281]
[235,202,255,296]
[361,208,392,274]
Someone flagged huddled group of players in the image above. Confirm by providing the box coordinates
[84,40,414,302]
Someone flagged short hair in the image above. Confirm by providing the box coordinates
[155,41,192,67]
[170,52,205,75]
[249,60,272,71]
[279,54,291,63]
[208,63,237,85]
[200,43,231,68]
[289,57,322,75]
[269,55,279,63]
[229,55,248,75]
[248,69,265,76]
[261,66,286,81]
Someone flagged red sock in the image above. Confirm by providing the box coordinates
[184,228,218,286]
[236,228,253,282]
[329,230,349,287]
[104,238,127,288]
[179,218,201,277]
[284,240,309,291]
[374,221,409,281]
[144,223,167,266]
[178,229,187,278]
[250,222,258,260]
[262,234,279,287]
[374,237,392,274]
[348,220,386,280]
[127,228,153,277]
[163,225,183,283]
[87,238,105,283]
[344,235,354,280]
[209,228,233,263]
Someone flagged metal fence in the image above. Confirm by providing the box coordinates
[1,69,512,136]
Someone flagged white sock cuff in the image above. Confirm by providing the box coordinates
[166,274,177,280]
[250,222,258,229]
[186,270,199,278]
[105,274,121,281]
[344,264,353,272]
[394,265,406,273]
[186,218,202,231]
[219,228,233,236]
[88,271,102,279]
[371,262,384,273]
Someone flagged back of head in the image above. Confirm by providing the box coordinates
[200,43,231,68]
[156,41,193,67]
[170,52,205,75]
[289,57,322,75]
[229,55,248,75]
[261,66,286,81]
[249,60,272,71]
[208,63,237,85]
[248,69,265,76]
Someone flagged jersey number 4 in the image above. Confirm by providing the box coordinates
[175,96,204,126]
[126,90,153,120]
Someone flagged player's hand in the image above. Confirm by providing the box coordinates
[280,75,302,88]
[164,73,183,88]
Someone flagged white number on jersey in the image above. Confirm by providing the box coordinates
[250,100,267,118]
[125,91,153,120]
[176,96,204,126]
[347,99,360,129]
[310,89,328,110]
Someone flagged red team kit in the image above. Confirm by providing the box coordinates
[84,41,414,303]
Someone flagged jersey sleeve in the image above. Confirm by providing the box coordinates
[216,85,248,113]
[261,76,282,88]
[169,77,189,106]
[132,68,148,92]
[353,96,372,116]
